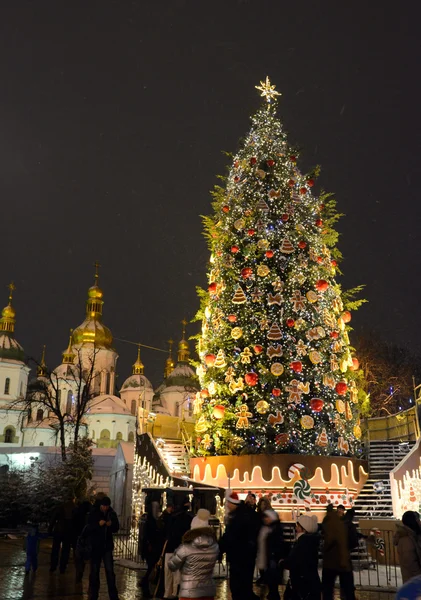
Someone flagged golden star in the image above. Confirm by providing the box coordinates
[255,76,281,102]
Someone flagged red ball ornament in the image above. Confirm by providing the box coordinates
[300,187,307,195]
[272,387,281,397]
[315,218,323,227]
[315,279,329,292]
[342,311,352,323]
[245,372,259,386]
[231,245,239,254]
[200,389,209,398]
[241,267,253,279]
[250,156,257,165]
[319,203,325,210]
[351,358,360,371]
[330,331,339,339]
[267,159,275,167]
[254,345,264,354]
[222,205,230,213]
[281,214,289,222]
[290,361,303,373]
[265,250,274,258]
[298,241,307,249]
[228,314,237,323]
[213,405,225,420]
[247,229,256,236]
[331,260,338,268]
[317,256,323,264]
[205,354,216,367]
[307,178,315,187]
[311,398,324,412]
[234,176,240,182]
[234,161,239,168]
[286,318,295,328]
[336,382,348,396]
[290,155,297,163]
[208,282,217,294]
[288,179,295,187]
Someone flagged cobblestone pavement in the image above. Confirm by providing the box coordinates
[0,537,396,600]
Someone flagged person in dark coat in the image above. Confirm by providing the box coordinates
[322,506,354,600]
[49,496,76,573]
[283,514,321,600]
[138,501,166,596]
[394,511,421,583]
[73,499,92,582]
[219,491,259,600]
[87,495,120,600]
[256,510,286,600]
[164,499,193,599]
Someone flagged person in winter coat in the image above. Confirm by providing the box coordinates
[138,501,166,596]
[164,498,193,599]
[49,496,76,573]
[87,495,120,600]
[24,523,49,574]
[394,511,421,583]
[321,506,354,600]
[168,509,219,600]
[219,491,259,600]
[256,510,285,600]
[283,514,321,600]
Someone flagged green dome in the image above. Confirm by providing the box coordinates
[0,332,25,362]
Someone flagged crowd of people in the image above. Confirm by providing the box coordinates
[24,493,121,600]
[139,493,360,600]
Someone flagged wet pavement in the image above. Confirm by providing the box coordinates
[0,537,396,600]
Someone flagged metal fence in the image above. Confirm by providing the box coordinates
[112,519,402,591]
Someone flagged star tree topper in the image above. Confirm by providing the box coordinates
[255,76,281,103]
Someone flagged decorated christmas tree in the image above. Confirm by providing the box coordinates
[195,78,363,457]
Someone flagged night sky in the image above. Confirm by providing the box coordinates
[1,1,420,388]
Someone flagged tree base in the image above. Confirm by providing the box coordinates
[190,454,368,521]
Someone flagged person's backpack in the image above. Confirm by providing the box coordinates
[76,526,92,561]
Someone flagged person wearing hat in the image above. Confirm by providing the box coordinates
[219,491,259,600]
[168,509,219,600]
[256,510,285,600]
[282,513,321,600]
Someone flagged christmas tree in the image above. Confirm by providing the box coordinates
[195,78,363,457]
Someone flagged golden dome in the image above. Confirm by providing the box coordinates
[132,345,144,375]
[72,263,113,349]
[0,282,16,334]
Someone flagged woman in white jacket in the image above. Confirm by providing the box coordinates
[168,509,219,600]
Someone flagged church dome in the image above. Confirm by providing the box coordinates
[120,374,154,392]
[0,332,24,362]
[1,304,15,320]
[71,265,113,349]
[87,394,132,416]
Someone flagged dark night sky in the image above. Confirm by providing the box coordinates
[1,1,420,388]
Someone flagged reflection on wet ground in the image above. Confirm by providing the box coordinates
[0,538,396,600]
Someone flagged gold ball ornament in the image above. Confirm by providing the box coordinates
[257,264,270,277]
[306,291,318,303]
[309,350,322,365]
[257,239,270,250]
[300,415,315,429]
[256,400,270,414]
[270,362,284,376]
[231,327,243,340]
[335,399,346,414]
[234,218,245,230]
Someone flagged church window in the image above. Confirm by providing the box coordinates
[4,378,10,395]
[106,372,111,394]
[20,382,23,397]
[100,429,110,440]
[36,409,44,421]
[131,400,137,416]
[4,428,13,443]
[57,390,61,405]
[92,430,95,440]
[116,432,123,441]
[39,442,44,446]
[66,390,73,415]
[27,409,32,423]
[128,431,134,443]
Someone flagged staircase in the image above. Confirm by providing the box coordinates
[156,439,190,476]
[354,440,414,518]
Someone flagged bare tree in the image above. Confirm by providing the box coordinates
[11,346,100,461]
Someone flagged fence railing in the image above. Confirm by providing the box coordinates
[112,519,402,591]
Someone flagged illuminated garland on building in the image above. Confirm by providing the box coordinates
[195,78,362,458]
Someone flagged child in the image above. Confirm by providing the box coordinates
[168,509,219,600]
[24,522,46,574]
